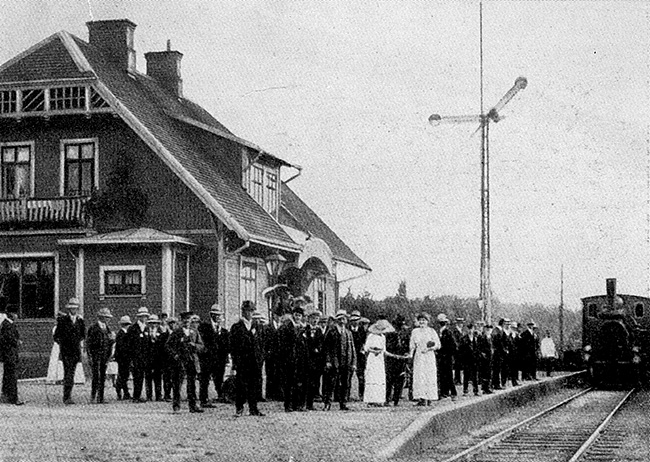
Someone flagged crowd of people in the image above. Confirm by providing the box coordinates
[0,296,559,415]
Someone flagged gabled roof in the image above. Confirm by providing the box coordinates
[0,27,369,270]
[59,227,195,246]
[280,185,370,271]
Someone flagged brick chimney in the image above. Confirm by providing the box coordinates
[145,40,183,98]
[87,19,137,73]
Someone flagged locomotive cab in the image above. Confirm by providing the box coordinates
[582,279,647,387]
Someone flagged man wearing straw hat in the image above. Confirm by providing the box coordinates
[86,308,115,403]
[198,303,230,407]
[127,306,151,402]
[54,297,86,404]
[348,310,366,401]
[323,309,356,411]
[114,315,132,400]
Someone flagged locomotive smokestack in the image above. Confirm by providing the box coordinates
[606,278,617,306]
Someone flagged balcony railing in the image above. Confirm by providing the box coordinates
[0,196,90,229]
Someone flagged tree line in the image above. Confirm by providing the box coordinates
[340,281,582,351]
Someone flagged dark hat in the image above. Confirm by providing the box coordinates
[292,305,305,315]
[484,324,494,329]
[241,301,256,312]
[416,312,431,322]
[180,311,194,321]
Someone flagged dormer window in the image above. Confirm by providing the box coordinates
[242,148,280,219]
[0,85,112,118]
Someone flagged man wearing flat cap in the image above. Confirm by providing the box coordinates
[127,307,152,402]
[198,303,230,407]
[86,308,115,403]
[229,301,265,416]
[53,297,86,404]
[114,315,132,400]
[166,311,205,413]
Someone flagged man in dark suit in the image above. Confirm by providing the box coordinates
[86,308,115,403]
[491,318,508,390]
[53,297,86,404]
[113,315,132,400]
[477,323,493,395]
[323,310,356,411]
[452,318,465,386]
[0,307,23,405]
[166,312,205,413]
[264,312,282,401]
[459,322,480,396]
[127,306,151,402]
[198,304,230,407]
[229,301,265,417]
[145,314,167,401]
[305,309,325,410]
[506,322,520,387]
[437,313,458,400]
[278,304,306,412]
[385,315,410,406]
[520,321,539,380]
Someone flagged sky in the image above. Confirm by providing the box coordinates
[1,1,649,312]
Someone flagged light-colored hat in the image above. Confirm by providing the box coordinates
[147,314,160,323]
[349,310,361,321]
[368,319,395,335]
[359,317,370,325]
[189,314,200,323]
[252,311,263,319]
[319,315,328,323]
[335,309,348,319]
[97,308,112,318]
[136,307,149,317]
[209,304,223,315]
[437,313,449,323]
[307,309,323,318]
[65,297,80,309]
[119,315,132,325]
[167,316,178,324]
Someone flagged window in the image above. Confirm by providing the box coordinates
[0,90,17,114]
[315,276,326,312]
[0,257,55,318]
[50,86,85,110]
[61,139,97,196]
[240,260,257,305]
[635,303,644,318]
[1,143,33,198]
[242,149,281,218]
[100,266,146,297]
[588,303,597,317]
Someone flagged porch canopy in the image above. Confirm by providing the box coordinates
[58,227,195,246]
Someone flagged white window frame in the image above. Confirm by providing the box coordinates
[59,137,99,196]
[0,141,36,198]
[99,265,146,297]
[239,257,258,306]
[241,148,280,219]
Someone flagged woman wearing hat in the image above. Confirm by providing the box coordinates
[362,319,394,406]
[409,313,441,405]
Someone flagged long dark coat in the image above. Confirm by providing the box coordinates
[53,314,85,363]
[86,323,114,363]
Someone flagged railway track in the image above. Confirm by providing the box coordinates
[437,388,634,462]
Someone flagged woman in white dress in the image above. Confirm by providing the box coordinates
[363,319,395,406]
[409,313,441,405]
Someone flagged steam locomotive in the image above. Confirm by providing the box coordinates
[582,279,649,387]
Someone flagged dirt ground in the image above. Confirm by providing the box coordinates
[1,375,568,462]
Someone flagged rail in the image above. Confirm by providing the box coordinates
[0,196,90,227]
[439,388,634,462]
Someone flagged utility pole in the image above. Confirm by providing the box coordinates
[559,265,565,360]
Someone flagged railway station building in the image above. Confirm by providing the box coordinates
[0,19,370,375]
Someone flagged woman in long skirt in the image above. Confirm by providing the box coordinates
[363,319,394,406]
[409,313,441,405]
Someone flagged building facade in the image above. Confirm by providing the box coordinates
[0,19,370,376]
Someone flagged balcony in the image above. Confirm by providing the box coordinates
[0,196,90,230]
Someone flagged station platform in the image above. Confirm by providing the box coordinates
[3,372,583,462]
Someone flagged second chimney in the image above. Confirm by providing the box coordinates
[87,19,137,73]
[145,41,183,98]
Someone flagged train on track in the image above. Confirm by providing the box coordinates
[582,279,649,387]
